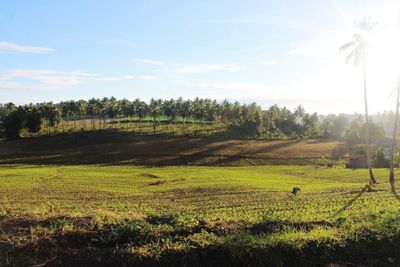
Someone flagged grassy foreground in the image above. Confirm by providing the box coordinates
[1,165,399,266]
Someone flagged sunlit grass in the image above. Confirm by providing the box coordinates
[1,165,399,218]
[0,165,399,265]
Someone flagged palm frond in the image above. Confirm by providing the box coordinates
[339,41,356,52]
[345,49,362,67]
[341,16,374,67]
[345,49,356,64]
[353,50,361,67]
[352,33,364,42]
[356,17,378,34]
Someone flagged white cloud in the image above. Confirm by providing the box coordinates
[171,79,274,93]
[176,64,245,74]
[288,36,350,58]
[132,58,165,66]
[0,41,56,54]
[263,59,289,66]
[200,82,271,92]
[201,17,310,32]
[0,69,96,90]
[97,75,134,81]
[288,45,324,55]
[139,75,156,80]
[0,69,159,91]
[0,81,29,90]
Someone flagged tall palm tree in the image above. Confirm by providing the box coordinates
[181,99,193,134]
[389,77,400,192]
[149,98,162,134]
[87,98,98,130]
[340,17,378,184]
[119,98,131,130]
[78,100,87,129]
[389,17,400,193]
[389,77,400,193]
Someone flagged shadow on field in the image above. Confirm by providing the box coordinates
[0,131,339,166]
[333,185,368,217]
[392,188,400,201]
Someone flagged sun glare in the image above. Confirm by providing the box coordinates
[363,13,400,111]
[370,18,400,68]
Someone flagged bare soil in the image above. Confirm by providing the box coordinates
[0,131,342,166]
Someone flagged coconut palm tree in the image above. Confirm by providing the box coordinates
[78,100,87,129]
[389,18,400,193]
[134,99,148,134]
[340,17,378,184]
[119,98,131,129]
[389,76,400,193]
[87,98,98,129]
[181,99,193,134]
[149,98,162,134]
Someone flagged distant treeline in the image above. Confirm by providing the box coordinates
[319,114,386,143]
[0,97,386,141]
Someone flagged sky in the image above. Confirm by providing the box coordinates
[1,0,400,114]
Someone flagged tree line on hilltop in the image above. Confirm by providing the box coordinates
[0,97,389,144]
[0,97,321,140]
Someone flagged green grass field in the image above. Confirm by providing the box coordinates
[1,164,399,266]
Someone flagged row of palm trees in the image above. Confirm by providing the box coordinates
[0,97,321,140]
[59,97,222,124]
[341,17,398,192]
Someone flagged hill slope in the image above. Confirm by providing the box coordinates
[0,132,342,165]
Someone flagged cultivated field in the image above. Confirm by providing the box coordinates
[0,164,399,266]
[0,132,342,166]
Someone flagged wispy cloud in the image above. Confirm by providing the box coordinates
[0,69,159,90]
[0,69,96,90]
[132,58,165,66]
[201,17,319,33]
[97,75,134,81]
[176,64,245,75]
[139,75,156,80]
[263,59,289,66]
[200,82,271,92]
[0,41,56,54]
[288,40,343,57]
[171,79,272,93]
[202,18,275,24]
[288,46,321,55]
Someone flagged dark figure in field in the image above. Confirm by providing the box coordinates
[292,187,301,195]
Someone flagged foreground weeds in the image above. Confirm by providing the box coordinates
[1,211,399,266]
[1,165,400,266]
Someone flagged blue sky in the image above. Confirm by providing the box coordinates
[1,0,400,113]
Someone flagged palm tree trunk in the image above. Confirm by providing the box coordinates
[363,61,376,184]
[131,116,134,133]
[153,116,156,135]
[81,112,85,131]
[390,75,400,192]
